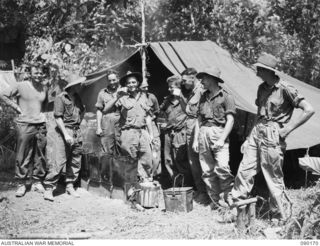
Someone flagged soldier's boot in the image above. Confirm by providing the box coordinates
[66,183,80,198]
[15,184,27,197]
[44,188,54,202]
[31,182,45,194]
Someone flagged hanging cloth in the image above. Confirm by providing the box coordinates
[298,148,320,175]
[0,70,17,94]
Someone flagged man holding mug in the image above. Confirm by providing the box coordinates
[160,75,194,187]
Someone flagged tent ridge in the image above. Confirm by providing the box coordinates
[168,42,188,70]
[158,42,180,74]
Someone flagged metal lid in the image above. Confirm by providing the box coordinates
[164,187,193,195]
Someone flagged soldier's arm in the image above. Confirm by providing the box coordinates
[0,94,21,114]
[0,86,21,114]
[54,95,73,145]
[151,94,160,117]
[280,99,314,138]
[214,93,236,149]
[178,95,188,113]
[192,116,201,153]
[55,117,74,145]
[146,115,154,141]
[218,114,234,143]
[96,110,103,135]
[95,91,104,135]
[159,96,170,113]
[280,84,315,138]
[103,97,118,114]
[103,89,127,113]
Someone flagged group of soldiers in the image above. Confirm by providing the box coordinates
[0,52,315,223]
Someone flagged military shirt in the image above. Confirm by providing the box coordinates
[184,83,204,118]
[116,92,151,129]
[256,80,304,124]
[160,95,187,131]
[199,88,236,127]
[54,92,85,127]
[95,87,119,115]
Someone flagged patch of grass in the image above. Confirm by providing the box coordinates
[287,181,320,215]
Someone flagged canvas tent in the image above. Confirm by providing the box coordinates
[80,40,320,150]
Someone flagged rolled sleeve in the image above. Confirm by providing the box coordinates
[224,94,236,115]
[284,84,304,108]
[54,96,64,118]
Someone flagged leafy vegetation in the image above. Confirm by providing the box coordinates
[1,0,320,87]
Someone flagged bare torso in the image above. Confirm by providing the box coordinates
[16,81,47,124]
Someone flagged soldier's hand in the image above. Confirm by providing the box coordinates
[192,141,199,153]
[65,134,74,146]
[278,127,289,139]
[15,107,22,114]
[212,138,224,150]
[117,87,128,98]
[149,134,154,144]
[240,139,248,154]
[172,88,181,97]
[96,128,103,136]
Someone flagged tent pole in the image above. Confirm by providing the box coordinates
[140,0,146,82]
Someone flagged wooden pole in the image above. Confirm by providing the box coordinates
[140,0,146,82]
[236,205,247,233]
[11,59,15,72]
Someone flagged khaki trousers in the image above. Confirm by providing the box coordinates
[186,118,207,193]
[231,122,290,219]
[15,122,47,184]
[164,127,194,187]
[198,125,234,203]
[119,128,152,179]
[44,127,82,188]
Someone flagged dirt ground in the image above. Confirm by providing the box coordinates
[0,170,317,240]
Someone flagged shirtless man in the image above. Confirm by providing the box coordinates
[0,63,48,197]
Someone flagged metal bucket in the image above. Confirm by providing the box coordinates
[137,181,160,208]
[163,174,193,212]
